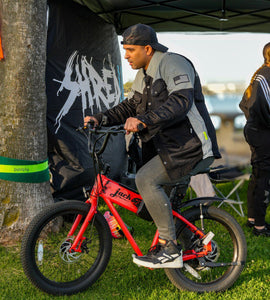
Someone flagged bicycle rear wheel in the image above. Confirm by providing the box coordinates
[165,206,246,292]
[21,200,112,295]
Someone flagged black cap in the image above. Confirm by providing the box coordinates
[121,24,168,53]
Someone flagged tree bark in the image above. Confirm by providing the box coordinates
[0,0,53,245]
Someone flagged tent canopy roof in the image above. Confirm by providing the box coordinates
[74,0,270,34]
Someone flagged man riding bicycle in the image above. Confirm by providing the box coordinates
[84,24,220,269]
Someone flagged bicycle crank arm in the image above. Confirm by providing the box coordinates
[200,261,244,267]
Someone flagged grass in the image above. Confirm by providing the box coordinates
[1,180,270,300]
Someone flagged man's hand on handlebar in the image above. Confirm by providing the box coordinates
[84,116,99,127]
[124,117,146,134]
[84,116,146,133]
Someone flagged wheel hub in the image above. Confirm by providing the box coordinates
[59,238,83,263]
[205,240,220,262]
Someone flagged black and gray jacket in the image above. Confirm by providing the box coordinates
[95,51,221,180]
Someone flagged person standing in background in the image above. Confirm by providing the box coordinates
[239,42,270,237]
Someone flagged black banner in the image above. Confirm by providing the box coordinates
[46,0,126,200]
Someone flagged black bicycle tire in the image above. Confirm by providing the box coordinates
[21,200,112,295]
[165,206,247,292]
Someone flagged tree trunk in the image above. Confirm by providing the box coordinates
[0,0,53,245]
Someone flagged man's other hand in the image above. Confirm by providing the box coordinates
[124,117,146,134]
[84,116,99,127]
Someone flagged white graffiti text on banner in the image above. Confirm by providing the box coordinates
[53,51,122,133]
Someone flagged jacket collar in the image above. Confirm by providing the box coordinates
[131,51,166,94]
[136,51,166,79]
[145,51,166,78]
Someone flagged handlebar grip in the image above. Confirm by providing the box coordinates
[88,120,96,126]
[137,123,145,132]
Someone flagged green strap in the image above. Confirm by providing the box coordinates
[0,156,50,183]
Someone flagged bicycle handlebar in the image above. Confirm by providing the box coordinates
[88,124,126,135]
[92,125,126,156]
[76,123,125,157]
[77,121,144,157]
[86,122,144,134]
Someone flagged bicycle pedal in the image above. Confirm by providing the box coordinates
[184,263,201,279]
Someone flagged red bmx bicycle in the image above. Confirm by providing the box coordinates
[21,125,247,295]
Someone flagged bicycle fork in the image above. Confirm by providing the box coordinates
[66,182,101,253]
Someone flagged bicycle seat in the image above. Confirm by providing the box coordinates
[195,167,210,175]
[173,158,214,187]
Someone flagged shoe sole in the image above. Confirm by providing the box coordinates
[133,255,183,269]
[247,222,270,230]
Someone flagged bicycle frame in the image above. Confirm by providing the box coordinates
[68,173,212,262]
[21,124,246,295]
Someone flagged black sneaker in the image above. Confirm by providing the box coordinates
[253,227,270,237]
[133,240,183,269]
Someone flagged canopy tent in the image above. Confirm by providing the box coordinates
[74,0,270,34]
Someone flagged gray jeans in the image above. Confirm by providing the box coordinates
[135,155,214,241]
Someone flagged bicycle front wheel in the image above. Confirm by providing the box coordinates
[21,200,112,295]
[165,206,247,292]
